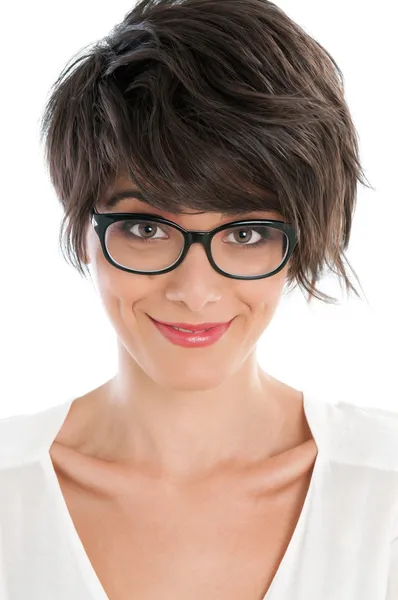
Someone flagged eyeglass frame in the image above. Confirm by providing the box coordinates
[90,208,299,280]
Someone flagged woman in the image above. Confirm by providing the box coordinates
[1,0,397,598]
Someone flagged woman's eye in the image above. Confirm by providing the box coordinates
[129,222,168,239]
[225,228,262,244]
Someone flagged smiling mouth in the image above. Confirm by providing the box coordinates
[148,316,234,348]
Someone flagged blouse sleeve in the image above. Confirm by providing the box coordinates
[387,537,398,599]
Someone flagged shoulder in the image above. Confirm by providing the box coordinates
[0,399,73,469]
[304,391,398,472]
[305,391,398,542]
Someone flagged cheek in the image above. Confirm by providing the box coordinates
[237,273,286,337]
[88,237,153,309]
[240,272,286,311]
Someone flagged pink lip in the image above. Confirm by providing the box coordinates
[149,317,233,348]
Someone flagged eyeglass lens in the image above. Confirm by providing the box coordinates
[104,218,289,277]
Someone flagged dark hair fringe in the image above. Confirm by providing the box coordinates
[39,0,373,304]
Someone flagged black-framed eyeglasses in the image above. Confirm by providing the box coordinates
[91,208,298,280]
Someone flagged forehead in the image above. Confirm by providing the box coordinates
[99,179,284,221]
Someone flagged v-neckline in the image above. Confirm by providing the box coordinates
[43,392,322,600]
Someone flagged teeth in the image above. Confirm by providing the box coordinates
[172,326,207,333]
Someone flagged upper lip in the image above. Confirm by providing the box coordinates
[149,317,232,330]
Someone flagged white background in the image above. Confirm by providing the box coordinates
[0,0,396,416]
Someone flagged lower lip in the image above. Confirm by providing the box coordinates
[149,318,233,348]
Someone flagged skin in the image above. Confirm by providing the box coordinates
[50,175,318,599]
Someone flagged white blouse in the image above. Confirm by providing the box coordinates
[0,392,397,599]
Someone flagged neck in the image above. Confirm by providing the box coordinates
[85,346,292,484]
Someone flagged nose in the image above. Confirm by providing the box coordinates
[164,243,223,312]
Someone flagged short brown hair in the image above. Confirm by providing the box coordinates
[40,0,372,304]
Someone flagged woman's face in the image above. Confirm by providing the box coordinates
[85,177,291,391]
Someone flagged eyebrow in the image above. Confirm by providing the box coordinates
[102,189,281,219]
[102,190,146,209]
